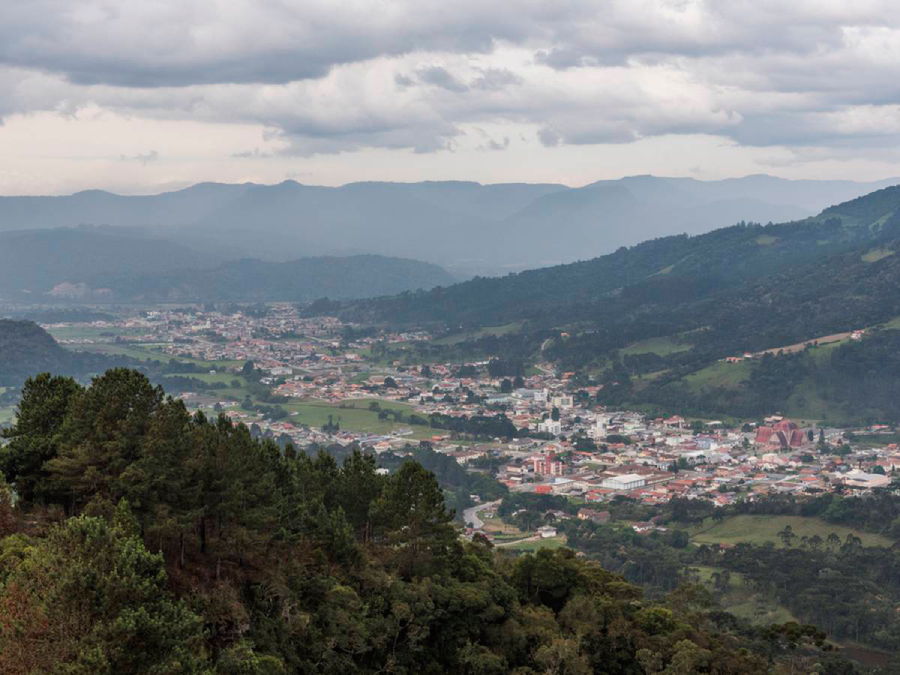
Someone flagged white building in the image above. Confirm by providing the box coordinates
[601,473,647,491]
[551,394,574,409]
[842,469,891,489]
[538,419,562,436]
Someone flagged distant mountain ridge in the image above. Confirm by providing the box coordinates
[2,175,897,275]
[0,227,456,302]
[89,255,458,303]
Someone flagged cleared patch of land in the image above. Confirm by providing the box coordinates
[621,336,692,357]
[504,536,566,552]
[692,565,796,625]
[433,322,523,345]
[279,398,433,439]
[689,515,894,548]
[684,360,752,390]
[862,248,895,263]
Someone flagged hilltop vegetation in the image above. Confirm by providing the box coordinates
[0,320,118,387]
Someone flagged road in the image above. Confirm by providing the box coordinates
[463,499,501,529]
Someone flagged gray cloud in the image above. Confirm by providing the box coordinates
[2,1,900,159]
[471,68,523,91]
[416,66,468,92]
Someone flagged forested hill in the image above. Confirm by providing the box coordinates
[0,320,114,386]
[330,185,900,423]
[336,184,900,328]
[88,255,457,302]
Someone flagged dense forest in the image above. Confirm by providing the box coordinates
[87,255,457,303]
[0,320,120,387]
[0,368,868,673]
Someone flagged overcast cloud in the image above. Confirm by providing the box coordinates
[1,1,899,194]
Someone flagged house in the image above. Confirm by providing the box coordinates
[537,525,558,538]
[577,508,611,524]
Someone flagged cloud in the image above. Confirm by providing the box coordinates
[471,68,523,91]
[415,66,468,92]
[1,1,900,161]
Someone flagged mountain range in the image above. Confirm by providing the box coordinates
[2,175,897,276]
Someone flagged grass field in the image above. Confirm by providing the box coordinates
[169,372,248,386]
[482,513,525,536]
[693,565,797,624]
[45,325,148,341]
[621,336,692,357]
[280,398,433,438]
[433,322,523,345]
[69,343,244,370]
[689,515,894,548]
[684,360,753,391]
[505,536,566,552]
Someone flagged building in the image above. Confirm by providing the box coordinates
[600,473,646,491]
[550,394,574,409]
[538,419,562,436]
[532,452,566,476]
[841,469,891,490]
[577,508,611,524]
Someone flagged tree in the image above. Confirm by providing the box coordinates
[0,513,207,673]
[777,524,796,548]
[242,360,256,377]
[0,373,82,505]
[372,462,455,578]
[551,407,561,422]
[500,378,513,393]
[47,368,164,508]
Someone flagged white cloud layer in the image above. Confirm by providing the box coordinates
[1,1,900,192]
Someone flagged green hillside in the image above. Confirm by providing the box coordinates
[331,185,900,422]
[0,320,121,387]
[91,255,457,302]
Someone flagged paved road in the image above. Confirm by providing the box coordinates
[463,500,501,529]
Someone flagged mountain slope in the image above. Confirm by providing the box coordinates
[88,255,457,303]
[0,320,118,386]
[0,228,220,297]
[332,185,900,421]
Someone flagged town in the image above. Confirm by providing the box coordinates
[36,304,900,547]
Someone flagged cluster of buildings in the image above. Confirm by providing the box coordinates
[46,311,899,508]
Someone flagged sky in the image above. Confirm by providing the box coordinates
[1,0,900,195]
